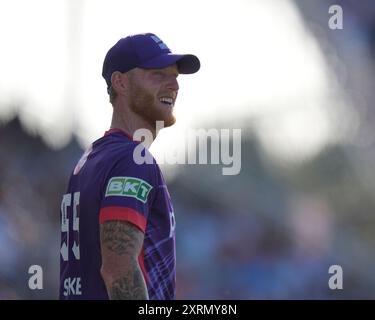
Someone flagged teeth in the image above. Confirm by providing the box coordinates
[159,97,173,105]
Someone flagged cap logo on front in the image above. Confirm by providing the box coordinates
[102,33,200,88]
[150,35,169,50]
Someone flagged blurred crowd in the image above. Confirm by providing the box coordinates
[1,117,375,299]
[0,118,81,299]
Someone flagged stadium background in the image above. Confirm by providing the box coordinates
[0,0,375,299]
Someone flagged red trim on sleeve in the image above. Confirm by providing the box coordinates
[99,207,147,233]
[138,245,148,288]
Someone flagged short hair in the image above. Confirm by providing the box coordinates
[107,85,117,104]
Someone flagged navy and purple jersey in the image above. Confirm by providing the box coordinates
[59,128,176,300]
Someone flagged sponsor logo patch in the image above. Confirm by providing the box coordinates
[105,177,153,203]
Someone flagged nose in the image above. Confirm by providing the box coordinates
[167,76,179,92]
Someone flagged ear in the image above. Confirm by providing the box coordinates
[110,71,128,95]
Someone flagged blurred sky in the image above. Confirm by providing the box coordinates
[0,0,355,164]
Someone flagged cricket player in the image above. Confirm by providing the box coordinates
[59,33,200,300]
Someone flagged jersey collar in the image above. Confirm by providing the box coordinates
[104,128,133,140]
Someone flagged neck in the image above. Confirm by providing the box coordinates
[110,102,157,145]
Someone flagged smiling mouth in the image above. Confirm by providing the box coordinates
[159,97,174,107]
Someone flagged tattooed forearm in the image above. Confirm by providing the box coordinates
[100,220,148,300]
[108,261,149,300]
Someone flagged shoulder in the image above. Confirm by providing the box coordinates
[92,133,145,168]
[90,132,160,184]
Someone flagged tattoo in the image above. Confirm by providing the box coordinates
[101,220,141,255]
[100,220,148,300]
[109,261,148,300]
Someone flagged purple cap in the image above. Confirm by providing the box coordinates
[102,33,200,87]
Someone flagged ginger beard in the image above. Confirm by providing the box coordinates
[128,77,176,130]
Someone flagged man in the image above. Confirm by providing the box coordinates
[59,33,200,300]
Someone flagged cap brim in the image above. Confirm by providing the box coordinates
[138,53,200,74]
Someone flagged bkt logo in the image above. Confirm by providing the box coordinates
[105,176,153,203]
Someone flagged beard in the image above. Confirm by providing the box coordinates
[128,80,176,130]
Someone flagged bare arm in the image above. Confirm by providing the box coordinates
[100,220,149,300]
